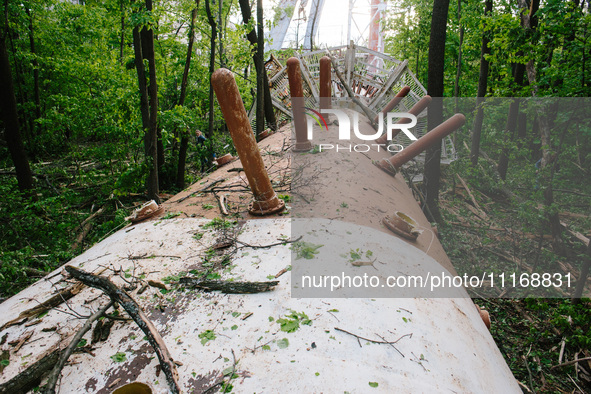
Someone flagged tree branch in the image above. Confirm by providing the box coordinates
[43,300,114,394]
[64,266,180,394]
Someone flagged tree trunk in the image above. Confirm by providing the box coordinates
[132,0,160,203]
[218,0,224,68]
[255,0,265,140]
[238,0,277,131]
[517,0,562,253]
[176,3,199,190]
[497,98,519,180]
[516,112,526,148]
[132,27,151,131]
[143,21,160,202]
[453,0,463,101]
[470,0,493,166]
[25,7,41,134]
[309,0,321,50]
[119,0,125,63]
[538,104,564,254]
[205,0,216,139]
[423,0,450,223]
[0,35,34,193]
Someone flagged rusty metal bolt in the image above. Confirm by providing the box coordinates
[376,113,466,175]
[211,68,285,216]
[375,95,432,145]
[319,56,332,111]
[286,57,313,152]
[373,86,411,124]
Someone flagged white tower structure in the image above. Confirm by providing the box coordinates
[302,0,326,50]
[265,0,299,52]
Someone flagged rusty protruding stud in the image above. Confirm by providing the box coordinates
[319,56,332,111]
[376,113,466,175]
[211,68,285,216]
[373,86,411,124]
[375,95,432,145]
[286,57,313,152]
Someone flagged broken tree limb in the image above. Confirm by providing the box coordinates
[217,193,229,215]
[179,278,279,294]
[64,266,181,394]
[12,331,34,353]
[235,235,303,250]
[175,178,227,203]
[71,206,107,251]
[0,282,86,331]
[334,327,412,356]
[43,300,114,394]
[456,174,485,215]
[0,347,62,394]
[551,356,591,370]
[462,140,523,203]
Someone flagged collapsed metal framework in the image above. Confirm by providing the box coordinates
[254,42,457,165]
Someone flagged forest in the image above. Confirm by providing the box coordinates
[0,0,590,392]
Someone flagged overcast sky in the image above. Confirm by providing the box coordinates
[264,0,375,48]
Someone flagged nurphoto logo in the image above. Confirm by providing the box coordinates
[304,109,418,153]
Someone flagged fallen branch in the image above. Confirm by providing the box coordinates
[65,266,180,394]
[12,331,34,353]
[71,206,106,251]
[456,174,486,217]
[550,356,591,370]
[217,193,229,216]
[179,278,279,294]
[175,178,227,203]
[462,141,523,203]
[0,347,62,394]
[334,327,412,356]
[554,189,591,198]
[236,235,303,250]
[449,222,553,240]
[43,301,114,394]
[0,282,86,331]
[560,220,589,245]
[128,254,181,260]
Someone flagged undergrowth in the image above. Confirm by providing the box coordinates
[437,152,591,393]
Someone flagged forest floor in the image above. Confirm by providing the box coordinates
[434,159,591,393]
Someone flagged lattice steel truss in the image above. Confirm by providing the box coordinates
[251,43,457,165]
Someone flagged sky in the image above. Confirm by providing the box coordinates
[264,0,376,48]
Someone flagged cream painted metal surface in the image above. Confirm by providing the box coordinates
[0,217,519,393]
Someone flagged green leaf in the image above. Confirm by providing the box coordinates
[277,318,300,333]
[293,242,323,260]
[277,310,312,333]
[198,330,216,345]
[277,338,289,349]
[110,352,127,363]
[77,338,87,347]
[231,325,238,330]
[369,382,379,388]
[222,366,234,376]
[0,359,9,366]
